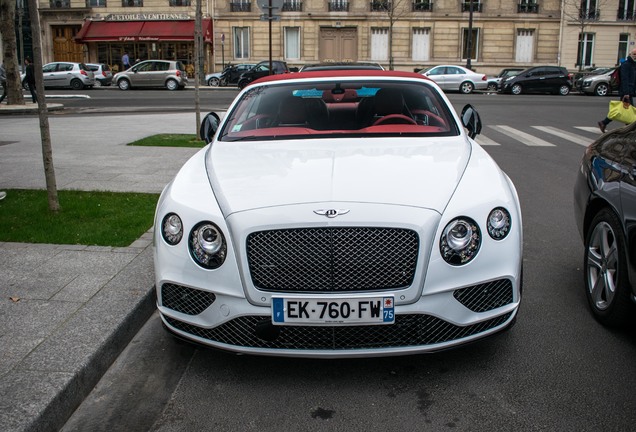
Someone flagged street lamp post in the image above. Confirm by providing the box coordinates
[466,0,474,70]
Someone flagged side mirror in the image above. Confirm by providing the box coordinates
[461,104,482,139]
[200,112,221,144]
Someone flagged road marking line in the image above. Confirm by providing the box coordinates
[532,126,593,147]
[575,126,603,134]
[475,135,500,146]
[490,125,556,146]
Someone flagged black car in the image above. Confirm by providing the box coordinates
[573,122,636,327]
[500,66,572,95]
[237,61,289,89]
[486,68,524,91]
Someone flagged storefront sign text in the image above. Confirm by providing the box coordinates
[105,13,191,21]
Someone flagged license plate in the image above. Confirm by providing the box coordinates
[272,296,395,325]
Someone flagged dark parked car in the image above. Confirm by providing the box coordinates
[500,66,572,95]
[237,61,289,89]
[486,68,524,91]
[573,122,636,327]
[205,63,256,86]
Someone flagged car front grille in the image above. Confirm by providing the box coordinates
[165,312,512,351]
[453,279,514,312]
[161,283,216,316]
[246,227,419,293]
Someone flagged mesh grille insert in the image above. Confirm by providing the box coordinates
[453,279,514,312]
[246,227,419,292]
[161,283,216,315]
[165,312,512,350]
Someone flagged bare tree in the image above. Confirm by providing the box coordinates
[375,0,412,70]
[28,0,60,212]
[562,0,610,71]
[0,0,25,105]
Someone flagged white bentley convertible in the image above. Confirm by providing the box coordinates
[154,70,523,358]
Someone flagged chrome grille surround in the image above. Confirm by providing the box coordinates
[246,227,419,292]
[161,283,216,315]
[453,279,514,312]
[165,312,513,351]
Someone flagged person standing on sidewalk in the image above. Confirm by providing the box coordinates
[0,62,7,104]
[24,57,37,104]
[122,51,131,70]
[598,48,636,133]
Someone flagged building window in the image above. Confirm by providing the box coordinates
[412,28,430,61]
[169,0,191,5]
[461,28,479,60]
[234,27,250,59]
[577,33,595,67]
[284,27,300,60]
[370,1,391,12]
[579,0,599,19]
[230,0,251,12]
[282,0,303,11]
[517,0,538,13]
[86,0,107,7]
[328,0,349,11]
[412,0,433,11]
[618,33,629,63]
[618,0,635,20]
[515,29,534,62]
[50,0,70,7]
[371,28,389,61]
[461,1,482,12]
[122,0,142,5]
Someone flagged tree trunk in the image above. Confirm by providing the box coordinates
[28,0,60,213]
[0,0,26,105]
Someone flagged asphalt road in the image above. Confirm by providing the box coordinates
[60,91,636,432]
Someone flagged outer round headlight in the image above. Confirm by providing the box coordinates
[189,221,227,269]
[161,213,183,245]
[440,217,481,265]
[487,207,511,240]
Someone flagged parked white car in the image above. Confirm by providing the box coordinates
[419,64,488,94]
[154,70,523,358]
[22,61,95,90]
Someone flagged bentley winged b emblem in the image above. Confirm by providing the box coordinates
[313,209,351,218]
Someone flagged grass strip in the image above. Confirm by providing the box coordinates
[0,189,159,247]
[128,133,204,148]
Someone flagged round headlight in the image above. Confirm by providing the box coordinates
[487,207,511,240]
[440,217,481,265]
[189,222,227,269]
[161,213,183,245]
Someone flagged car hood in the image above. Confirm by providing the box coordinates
[205,137,470,215]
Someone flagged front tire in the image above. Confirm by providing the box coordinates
[166,79,179,91]
[117,79,131,90]
[559,85,570,96]
[237,79,249,90]
[70,79,84,90]
[594,83,609,97]
[511,83,522,95]
[460,81,474,94]
[208,77,220,86]
[584,208,634,327]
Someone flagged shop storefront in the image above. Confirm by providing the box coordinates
[74,13,213,75]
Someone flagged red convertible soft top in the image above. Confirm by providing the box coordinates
[251,69,433,86]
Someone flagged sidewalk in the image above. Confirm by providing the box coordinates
[0,106,203,431]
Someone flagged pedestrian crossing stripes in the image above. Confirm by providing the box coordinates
[475,125,603,148]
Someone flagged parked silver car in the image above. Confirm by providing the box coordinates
[575,67,619,96]
[113,60,188,91]
[86,63,113,87]
[22,61,95,90]
[419,65,488,94]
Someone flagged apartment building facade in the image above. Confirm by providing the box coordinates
[16,0,636,76]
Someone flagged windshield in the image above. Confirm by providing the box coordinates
[218,79,459,141]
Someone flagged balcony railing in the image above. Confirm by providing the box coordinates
[579,8,600,19]
[230,1,251,11]
[617,9,636,20]
[370,1,391,11]
[461,2,482,12]
[517,3,538,13]
[282,1,303,11]
[50,0,70,7]
[412,1,433,11]
[328,1,349,11]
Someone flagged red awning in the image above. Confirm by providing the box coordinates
[74,19,212,43]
